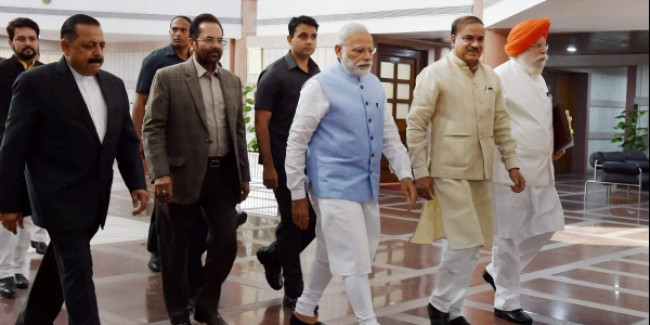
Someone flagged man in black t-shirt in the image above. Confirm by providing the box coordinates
[254,15,320,310]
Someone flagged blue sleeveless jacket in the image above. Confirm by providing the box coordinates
[308,63,386,203]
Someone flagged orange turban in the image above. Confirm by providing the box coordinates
[504,18,551,57]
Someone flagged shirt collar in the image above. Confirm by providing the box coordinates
[17,58,37,70]
[67,62,95,83]
[192,55,220,79]
[450,51,480,73]
[283,50,318,73]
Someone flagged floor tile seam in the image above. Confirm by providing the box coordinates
[630,318,650,325]
[563,221,649,233]
[518,246,649,280]
[545,274,650,297]
[618,258,650,266]
[540,241,575,251]
[558,229,649,244]
[566,214,650,225]
[462,299,584,325]
[381,312,428,325]
[93,271,152,284]
[520,288,649,318]
[581,266,650,280]
[377,214,420,222]
[97,308,146,325]
[91,245,150,261]
[90,238,147,248]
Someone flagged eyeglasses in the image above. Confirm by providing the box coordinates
[348,46,377,55]
[530,43,549,51]
[196,38,228,46]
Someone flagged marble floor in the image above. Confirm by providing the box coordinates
[0,173,647,325]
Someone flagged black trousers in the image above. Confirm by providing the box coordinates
[147,204,207,297]
[16,224,101,325]
[157,155,239,323]
[271,169,317,298]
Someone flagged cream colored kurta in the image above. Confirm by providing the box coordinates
[492,59,564,239]
[407,52,519,248]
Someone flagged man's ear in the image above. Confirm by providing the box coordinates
[335,44,342,59]
[287,34,292,45]
[60,39,69,55]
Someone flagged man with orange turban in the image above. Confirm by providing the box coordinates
[481,17,565,325]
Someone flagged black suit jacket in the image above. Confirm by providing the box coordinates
[0,56,146,232]
[0,55,43,141]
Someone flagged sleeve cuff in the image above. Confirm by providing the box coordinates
[413,166,430,179]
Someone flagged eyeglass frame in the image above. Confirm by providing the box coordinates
[195,37,228,46]
[343,44,377,55]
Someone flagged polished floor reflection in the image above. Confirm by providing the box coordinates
[0,174,647,325]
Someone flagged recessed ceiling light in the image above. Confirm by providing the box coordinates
[566,45,577,52]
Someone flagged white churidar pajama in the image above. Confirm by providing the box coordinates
[0,217,45,278]
[294,195,380,325]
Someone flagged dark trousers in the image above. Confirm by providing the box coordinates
[271,170,317,298]
[16,224,101,325]
[148,204,207,297]
[157,155,239,323]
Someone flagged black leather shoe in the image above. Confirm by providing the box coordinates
[30,241,47,255]
[427,303,450,324]
[195,311,228,325]
[482,269,495,291]
[256,246,283,290]
[494,308,533,325]
[236,211,247,227]
[283,295,298,309]
[289,312,326,325]
[449,316,471,325]
[186,296,196,313]
[0,276,16,299]
[14,274,29,289]
[148,254,161,273]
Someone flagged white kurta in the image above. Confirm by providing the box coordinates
[493,59,564,238]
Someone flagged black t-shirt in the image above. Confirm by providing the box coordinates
[135,44,186,94]
[255,51,320,167]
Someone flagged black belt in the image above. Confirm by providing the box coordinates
[208,155,231,168]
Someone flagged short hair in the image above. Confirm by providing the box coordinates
[6,17,40,40]
[451,15,483,36]
[190,13,223,39]
[61,14,101,41]
[170,15,192,27]
[288,15,319,37]
[335,23,369,46]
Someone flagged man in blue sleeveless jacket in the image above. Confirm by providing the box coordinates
[285,23,417,325]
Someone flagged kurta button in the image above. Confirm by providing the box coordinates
[370,136,374,140]
[368,118,372,123]
[371,153,375,157]
[365,101,368,106]
[205,138,211,143]
[360,85,364,89]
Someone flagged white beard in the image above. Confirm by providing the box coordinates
[341,54,372,77]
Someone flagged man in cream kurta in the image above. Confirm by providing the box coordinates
[482,18,564,325]
[406,15,525,325]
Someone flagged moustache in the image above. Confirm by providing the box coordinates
[356,60,372,67]
[88,57,103,64]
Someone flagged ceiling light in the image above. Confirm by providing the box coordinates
[566,45,577,52]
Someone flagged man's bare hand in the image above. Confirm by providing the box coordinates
[552,150,566,161]
[131,189,150,215]
[414,177,435,200]
[262,166,278,189]
[0,212,24,234]
[292,198,310,230]
[240,182,250,203]
[508,168,526,193]
[154,175,173,204]
[400,178,417,210]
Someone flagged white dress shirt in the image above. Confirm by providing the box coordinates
[69,65,107,142]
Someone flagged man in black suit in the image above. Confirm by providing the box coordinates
[143,13,250,325]
[0,17,47,300]
[0,14,149,325]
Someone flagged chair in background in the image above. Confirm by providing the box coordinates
[584,150,649,203]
